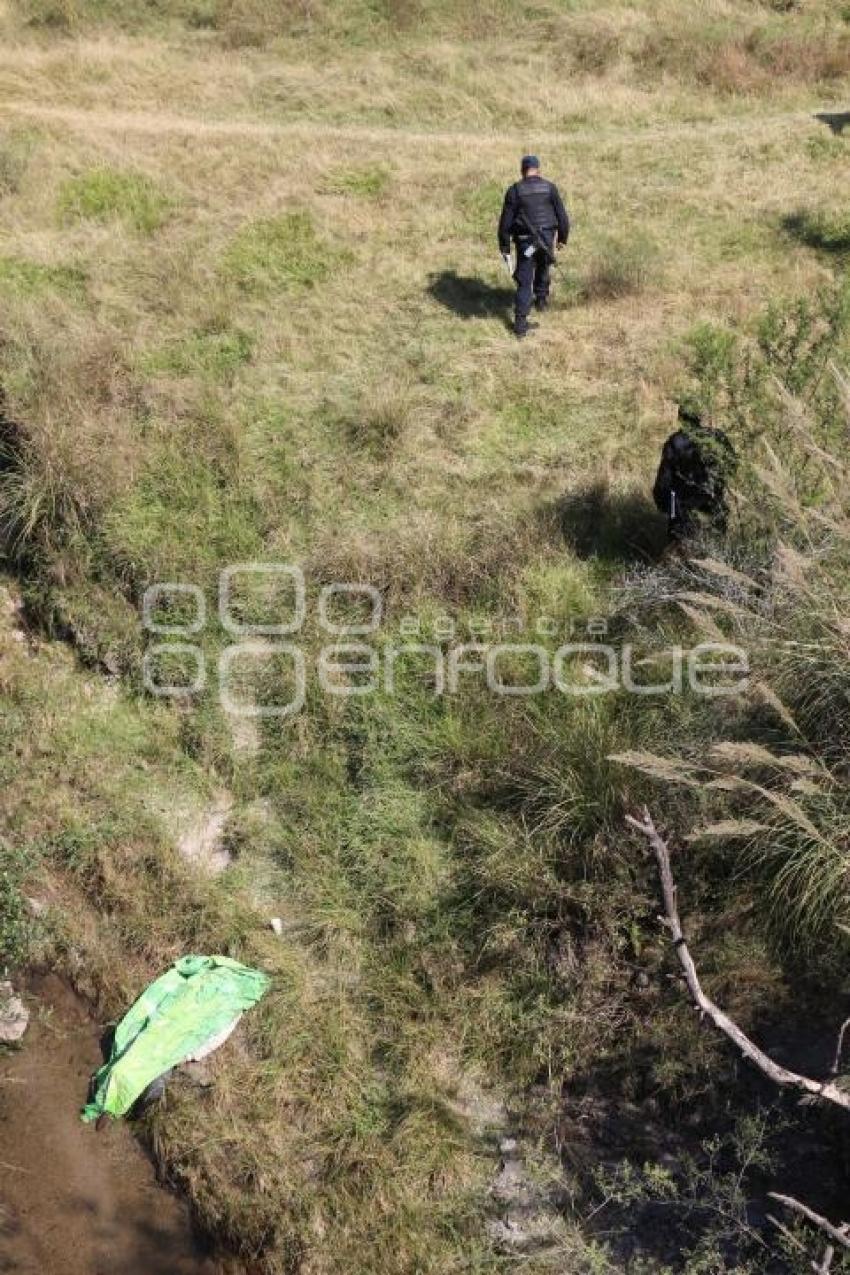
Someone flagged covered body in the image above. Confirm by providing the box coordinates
[82,954,270,1122]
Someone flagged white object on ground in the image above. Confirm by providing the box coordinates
[184,1015,241,1062]
[0,981,29,1042]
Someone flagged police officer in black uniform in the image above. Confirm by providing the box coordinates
[498,155,570,338]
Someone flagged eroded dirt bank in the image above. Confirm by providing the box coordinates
[0,973,226,1275]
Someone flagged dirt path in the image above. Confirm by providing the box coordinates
[0,973,226,1275]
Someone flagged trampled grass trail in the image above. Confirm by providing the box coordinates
[0,97,822,149]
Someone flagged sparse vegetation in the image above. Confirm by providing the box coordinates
[1,0,850,1271]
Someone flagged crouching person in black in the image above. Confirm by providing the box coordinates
[653,405,736,540]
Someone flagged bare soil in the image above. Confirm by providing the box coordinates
[0,972,227,1275]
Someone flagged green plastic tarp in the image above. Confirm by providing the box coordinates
[82,954,270,1122]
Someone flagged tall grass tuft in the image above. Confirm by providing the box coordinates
[581,232,662,302]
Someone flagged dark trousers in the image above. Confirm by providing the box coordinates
[513,231,554,329]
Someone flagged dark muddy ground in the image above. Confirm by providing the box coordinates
[0,972,226,1275]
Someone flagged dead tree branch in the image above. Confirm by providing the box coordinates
[626,807,850,1113]
[768,1195,850,1253]
[831,1017,850,1077]
[816,1244,835,1275]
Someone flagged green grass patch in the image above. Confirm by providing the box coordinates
[223,210,348,292]
[105,448,264,586]
[322,164,391,198]
[0,255,86,297]
[456,178,504,240]
[805,131,847,162]
[58,166,173,234]
[140,326,254,380]
[0,841,35,966]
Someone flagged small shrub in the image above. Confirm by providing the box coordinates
[581,232,661,302]
[223,210,346,292]
[58,167,173,234]
[0,319,138,570]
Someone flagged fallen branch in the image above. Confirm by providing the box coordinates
[626,807,850,1113]
[816,1244,835,1275]
[831,1017,850,1077]
[768,1194,850,1253]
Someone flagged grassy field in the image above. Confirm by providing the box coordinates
[1,0,850,1270]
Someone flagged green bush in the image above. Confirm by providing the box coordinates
[58,167,173,234]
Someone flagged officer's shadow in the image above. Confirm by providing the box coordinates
[814,111,850,135]
[427,271,515,324]
[546,480,668,564]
